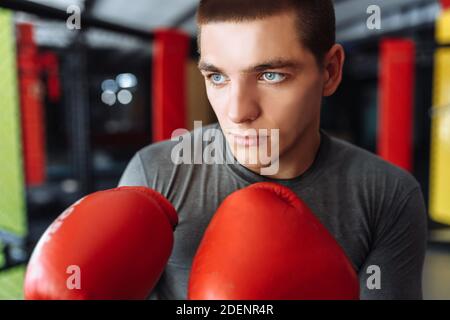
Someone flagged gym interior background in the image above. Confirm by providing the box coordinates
[0,0,449,299]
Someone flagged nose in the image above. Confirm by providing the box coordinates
[227,81,261,124]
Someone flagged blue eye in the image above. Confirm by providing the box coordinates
[209,74,226,85]
[262,72,286,83]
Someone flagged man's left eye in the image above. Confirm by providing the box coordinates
[261,72,286,83]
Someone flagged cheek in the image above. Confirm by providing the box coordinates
[261,85,315,128]
[206,86,227,117]
[262,78,322,143]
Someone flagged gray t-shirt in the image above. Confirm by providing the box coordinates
[118,122,427,300]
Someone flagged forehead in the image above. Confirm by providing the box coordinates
[198,13,309,70]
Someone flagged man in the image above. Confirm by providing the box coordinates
[119,0,427,299]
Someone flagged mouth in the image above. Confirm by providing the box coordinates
[227,131,269,147]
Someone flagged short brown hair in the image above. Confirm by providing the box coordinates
[196,0,336,67]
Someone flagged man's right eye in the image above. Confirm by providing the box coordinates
[207,73,227,86]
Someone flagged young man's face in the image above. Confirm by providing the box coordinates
[198,12,341,174]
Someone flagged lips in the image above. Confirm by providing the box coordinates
[228,132,269,147]
[232,135,259,147]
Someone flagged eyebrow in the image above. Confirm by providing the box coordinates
[197,58,303,74]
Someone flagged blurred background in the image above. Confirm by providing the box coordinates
[0,0,449,299]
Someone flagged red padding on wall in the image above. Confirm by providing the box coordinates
[377,39,415,172]
[441,0,450,10]
[40,51,61,103]
[17,23,47,186]
[152,29,190,142]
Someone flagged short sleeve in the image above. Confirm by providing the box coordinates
[359,187,428,299]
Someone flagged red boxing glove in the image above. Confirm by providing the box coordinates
[24,186,178,300]
[188,182,359,300]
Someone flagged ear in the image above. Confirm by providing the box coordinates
[322,44,345,97]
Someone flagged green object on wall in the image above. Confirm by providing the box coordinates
[0,9,26,236]
[0,9,27,300]
[0,266,26,300]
